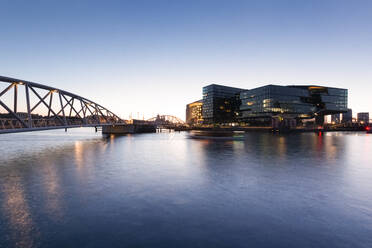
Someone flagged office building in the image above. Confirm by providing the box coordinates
[186,100,203,125]
[197,83,348,126]
[202,84,246,124]
[239,85,348,125]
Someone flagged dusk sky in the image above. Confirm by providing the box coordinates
[1,0,371,120]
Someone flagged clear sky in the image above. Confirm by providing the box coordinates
[1,0,371,120]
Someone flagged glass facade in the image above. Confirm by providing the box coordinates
[202,84,245,124]
[186,100,203,125]
[240,85,348,120]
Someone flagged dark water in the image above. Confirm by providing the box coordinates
[0,129,372,248]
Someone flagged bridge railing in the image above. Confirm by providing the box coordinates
[0,76,124,133]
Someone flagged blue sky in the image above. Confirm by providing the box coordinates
[1,0,371,119]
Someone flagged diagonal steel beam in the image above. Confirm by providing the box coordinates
[58,92,67,125]
[69,98,74,117]
[61,94,82,119]
[48,92,53,117]
[83,101,95,117]
[79,100,87,124]
[0,83,15,97]
[0,99,28,128]
[84,102,101,124]
[29,86,64,125]
[76,100,86,116]
[76,105,84,115]
[54,97,73,116]
[31,91,51,113]
[93,104,101,124]
[95,104,109,123]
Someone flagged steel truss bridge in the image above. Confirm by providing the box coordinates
[0,76,124,134]
[147,115,185,127]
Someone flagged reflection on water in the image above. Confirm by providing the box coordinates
[0,129,372,247]
[1,173,38,248]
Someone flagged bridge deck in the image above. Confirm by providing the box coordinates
[0,123,125,134]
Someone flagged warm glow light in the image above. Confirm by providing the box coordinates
[188,102,202,108]
[309,86,325,90]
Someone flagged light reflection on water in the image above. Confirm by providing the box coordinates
[0,129,372,247]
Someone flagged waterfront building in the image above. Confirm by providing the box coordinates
[198,83,348,126]
[342,109,353,123]
[239,85,348,125]
[186,100,203,125]
[331,114,341,124]
[357,112,369,124]
[202,84,246,124]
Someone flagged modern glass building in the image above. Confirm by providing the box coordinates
[198,83,348,126]
[186,100,203,125]
[202,84,246,124]
[239,85,348,124]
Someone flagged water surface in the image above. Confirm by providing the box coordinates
[0,129,372,247]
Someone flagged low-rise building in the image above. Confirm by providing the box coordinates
[342,109,353,123]
[357,112,369,124]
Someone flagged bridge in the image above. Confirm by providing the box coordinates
[146,115,186,129]
[0,75,124,134]
[147,115,185,125]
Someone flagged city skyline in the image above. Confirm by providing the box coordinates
[1,0,371,120]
